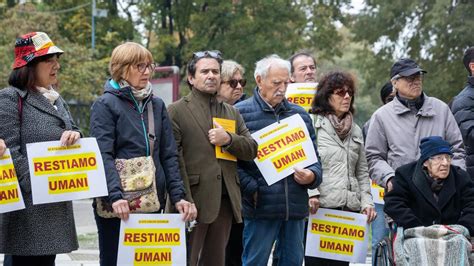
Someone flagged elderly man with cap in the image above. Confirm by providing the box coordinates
[365,58,466,194]
[384,136,474,235]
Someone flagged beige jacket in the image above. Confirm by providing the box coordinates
[308,114,374,211]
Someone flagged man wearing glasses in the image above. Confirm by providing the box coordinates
[167,51,257,266]
[365,58,465,194]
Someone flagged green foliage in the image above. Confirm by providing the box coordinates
[351,0,474,102]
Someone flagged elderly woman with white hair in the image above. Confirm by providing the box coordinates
[218,60,247,105]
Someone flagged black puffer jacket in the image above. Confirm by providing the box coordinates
[90,79,185,206]
[451,76,474,178]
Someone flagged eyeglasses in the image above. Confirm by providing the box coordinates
[224,79,247,89]
[333,88,354,97]
[135,63,156,73]
[403,74,423,83]
[429,154,453,164]
[192,50,222,60]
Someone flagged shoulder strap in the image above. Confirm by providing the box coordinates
[147,100,155,156]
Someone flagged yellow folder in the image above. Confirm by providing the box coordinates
[213,117,237,162]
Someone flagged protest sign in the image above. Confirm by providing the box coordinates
[285,82,318,112]
[252,114,317,185]
[371,179,385,204]
[26,137,107,204]
[117,214,186,266]
[306,208,369,263]
[0,149,25,213]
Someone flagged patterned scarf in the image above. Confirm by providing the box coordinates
[119,80,153,102]
[326,112,353,141]
[36,86,60,108]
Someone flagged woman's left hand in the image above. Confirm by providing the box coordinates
[362,206,377,223]
[175,199,197,222]
[60,130,81,146]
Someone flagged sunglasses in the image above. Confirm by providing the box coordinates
[192,50,222,60]
[333,88,354,97]
[224,79,247,89]
[135,63,156,74]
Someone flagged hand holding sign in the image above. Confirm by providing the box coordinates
[294,167,315,185]
[208,121,231,146]
[60,130,81,146]
[362,206,377,223]
[113,199,130,220]
[175,199,197,221]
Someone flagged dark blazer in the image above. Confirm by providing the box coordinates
[167,88,257,224]
[0,86,80,255]
[235,87,322,220]
[90,80,185,206]
[384,160,474,235]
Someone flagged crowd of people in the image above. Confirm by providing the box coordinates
[0,31,473,266]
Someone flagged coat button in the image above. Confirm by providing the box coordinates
[217,175,221,180]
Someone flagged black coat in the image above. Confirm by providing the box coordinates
[384,161,474,235]
[90,80,185,206]
[451,76,474,178]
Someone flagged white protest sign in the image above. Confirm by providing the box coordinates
[117,214,186,266]
[371,179,384,204]
[26,137,108,204]
[252,114,317,185]
[285,82,318,112]
[0,149,25,213]
[305,208,369,263]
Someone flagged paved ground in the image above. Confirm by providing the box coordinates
[0,200,371,265]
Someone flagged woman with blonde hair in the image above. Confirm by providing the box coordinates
[90,42,194,266]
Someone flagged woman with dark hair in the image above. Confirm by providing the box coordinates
[306,71,376,265]
[0,32,81,266]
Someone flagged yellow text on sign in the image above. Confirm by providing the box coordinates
[124,229,181,246]
[311,219,365,241]
[0,164,18,185]
[0,184,20,204]
[271,145,307,172]
[134,248,172,265]
[257,127,307,162]
[48,174,90,194]
[33,153,97,176]
[319,237,354,256]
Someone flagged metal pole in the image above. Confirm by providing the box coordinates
[91,0,96,53]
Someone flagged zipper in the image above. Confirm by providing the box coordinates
[130,92,151,157]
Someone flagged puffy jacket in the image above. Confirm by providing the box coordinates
[90,80,185,206]
[308,115,373,212]
[451,76,474,178]
[235,87,322,220]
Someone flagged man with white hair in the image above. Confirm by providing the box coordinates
[235,55,322,265]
